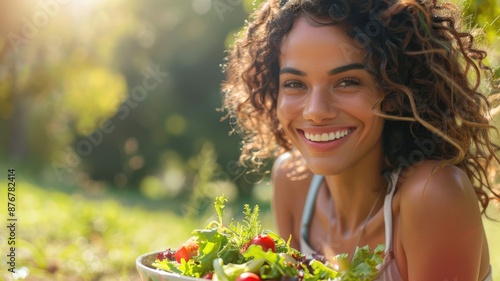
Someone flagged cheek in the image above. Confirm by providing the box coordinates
[277,94,302,123]
[276,95,289,124]
[365,114,385,139]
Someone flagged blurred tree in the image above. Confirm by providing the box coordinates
[74,0,251,191]
[0,0,497,198]
[460,0,500,77]
[0,0,133,175]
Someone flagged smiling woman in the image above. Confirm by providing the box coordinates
[221,0,500,280]
[277,19,385,176]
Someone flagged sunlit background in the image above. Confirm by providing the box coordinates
[0,0,499,280]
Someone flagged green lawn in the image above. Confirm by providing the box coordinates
[0,180,202,281]
[0,180,499,280]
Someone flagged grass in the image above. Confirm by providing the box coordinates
[0,180,204,281]
[0,180,499,280]
[0,178,275,281]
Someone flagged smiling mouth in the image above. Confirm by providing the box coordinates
[304,129,353,142]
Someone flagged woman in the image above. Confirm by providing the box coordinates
[222,0,499,280]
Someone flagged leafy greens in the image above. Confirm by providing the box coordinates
[152,195,385,281]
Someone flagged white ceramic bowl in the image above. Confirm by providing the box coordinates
[136,251,202,281]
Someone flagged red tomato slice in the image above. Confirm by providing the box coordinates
[174,237,199,263]
[235,272,261,281]
[249,234,276,252]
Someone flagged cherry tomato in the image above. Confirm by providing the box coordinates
[174,237,199,263]
[249,234,276,252]
[203,272,214,280]
[235,272,261,281]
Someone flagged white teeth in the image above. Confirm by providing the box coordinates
[304,129,351,142]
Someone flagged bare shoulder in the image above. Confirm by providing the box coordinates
[272,150,313,191]
[396,160,487,280]
[398,160,477,206]
[397,160,481,223]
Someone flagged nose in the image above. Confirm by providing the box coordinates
[303,86,338,123]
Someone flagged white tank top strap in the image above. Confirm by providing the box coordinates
[383,168,402,254]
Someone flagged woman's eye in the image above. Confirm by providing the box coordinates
[283,80,304,88]
[337,78,360,87]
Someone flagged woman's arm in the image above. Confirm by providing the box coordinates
[271,151,311,250]
[398,162,487,280]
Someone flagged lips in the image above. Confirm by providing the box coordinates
[303,129,352,142]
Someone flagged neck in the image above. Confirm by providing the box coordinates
[324,168,387,234]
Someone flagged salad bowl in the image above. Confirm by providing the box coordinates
[136,251,201,281]
[136,196,385,281]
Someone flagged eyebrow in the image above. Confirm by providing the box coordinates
[279,63,365,76]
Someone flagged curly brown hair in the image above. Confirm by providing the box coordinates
[221,0,500,211]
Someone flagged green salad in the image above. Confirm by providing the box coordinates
[153,195,385,281]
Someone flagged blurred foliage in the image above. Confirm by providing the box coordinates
[462,0,500,44]
[0,0,498,197]
[460,0,500,78]
[0,0,257,197]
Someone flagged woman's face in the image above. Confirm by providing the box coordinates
[277,17,385,175]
